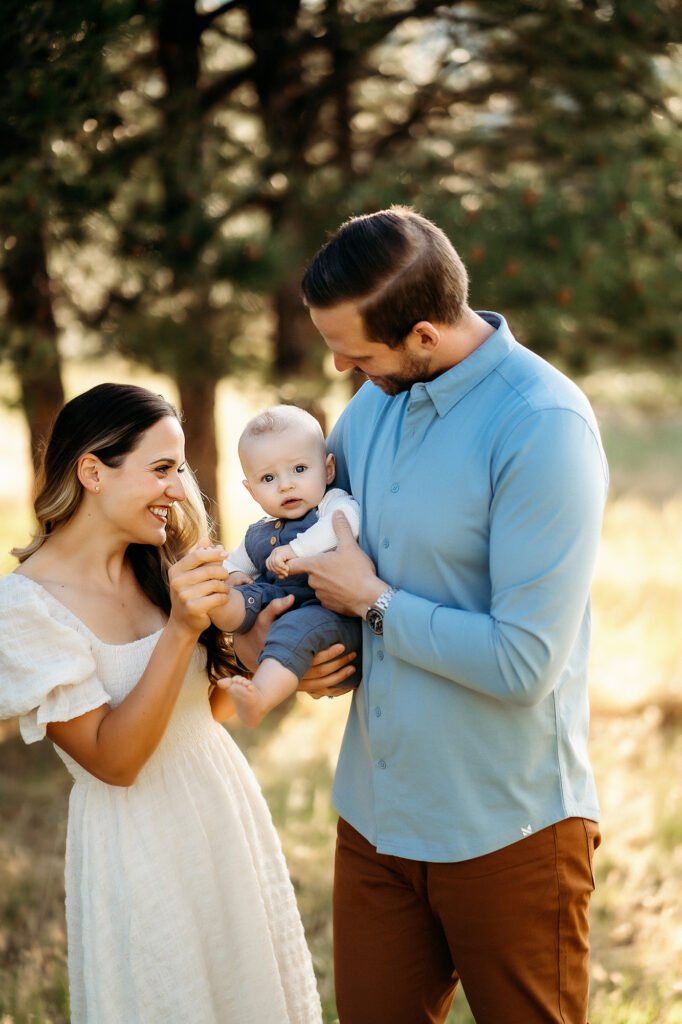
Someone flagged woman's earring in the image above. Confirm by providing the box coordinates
[95,485,100,492]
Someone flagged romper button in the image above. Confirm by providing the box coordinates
[274,520,282,529]
[270,536,277,545]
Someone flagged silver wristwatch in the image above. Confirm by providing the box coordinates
[365,586,398,636]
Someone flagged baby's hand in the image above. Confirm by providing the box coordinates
[228,571,255,587]
[266,544,295,578]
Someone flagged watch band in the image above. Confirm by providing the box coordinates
[366,586,398,636]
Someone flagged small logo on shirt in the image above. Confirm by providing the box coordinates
[521,824,533,837]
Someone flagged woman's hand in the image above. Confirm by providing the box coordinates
[47,539,231,787]
[297,644,359,699]
[168,540,230,636]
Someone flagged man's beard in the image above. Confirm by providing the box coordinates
[370,350,433,396]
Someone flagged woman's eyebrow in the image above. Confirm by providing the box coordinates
[147,456,183,466]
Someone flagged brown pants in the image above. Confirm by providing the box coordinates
[333,816,601,1024]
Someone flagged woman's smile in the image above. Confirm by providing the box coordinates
[149,504,171,522]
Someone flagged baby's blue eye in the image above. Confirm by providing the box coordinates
[294,465,306,474]
[262,473,274,483]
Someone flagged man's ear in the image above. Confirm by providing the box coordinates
[325,453,336,485]
[77,454,102,493]
[409,320,441,351]
[242,479,254,499]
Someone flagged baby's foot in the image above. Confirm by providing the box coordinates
[227,675,267,728]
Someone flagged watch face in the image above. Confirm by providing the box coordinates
[366,608,384,635]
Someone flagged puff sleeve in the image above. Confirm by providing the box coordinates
[0,575,111,743]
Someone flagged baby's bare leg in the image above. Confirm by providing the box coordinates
[228,658,298,728]
[210,586,247,633]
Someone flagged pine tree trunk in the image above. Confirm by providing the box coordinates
[4,223,64,471]
[177,376,219,529]
[274,272,324,379]
[154,0,223,523]
[16,359,65,472]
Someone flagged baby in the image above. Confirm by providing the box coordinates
[212,405,361,726]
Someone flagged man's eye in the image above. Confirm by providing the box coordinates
[294,465,306,474]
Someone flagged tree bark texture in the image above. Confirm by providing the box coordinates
[274,271,326,379]
[177,375,219,529]
[4,222,65,471]
[156,0,222,518]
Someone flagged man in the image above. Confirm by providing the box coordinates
[288,207,608,1024]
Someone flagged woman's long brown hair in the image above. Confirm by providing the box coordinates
[13,383,236,685]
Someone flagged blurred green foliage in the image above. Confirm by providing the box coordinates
[0,0,679,505]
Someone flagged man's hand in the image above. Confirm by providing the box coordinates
[232,594,359,696]
[265,543,295,578]
[298,645,359,698]
[287,511,387,618]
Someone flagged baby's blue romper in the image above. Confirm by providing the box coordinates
[234,508,362,682]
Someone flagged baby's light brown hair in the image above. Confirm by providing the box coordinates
[238,406,327,469]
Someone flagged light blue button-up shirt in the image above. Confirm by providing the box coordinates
[327,312,608,862]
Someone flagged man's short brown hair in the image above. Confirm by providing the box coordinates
[301,206,469,348]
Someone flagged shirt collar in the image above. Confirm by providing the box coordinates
[411,312,516,418]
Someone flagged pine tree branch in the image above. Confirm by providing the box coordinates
[197,0,243,28]
[199,63,256,112]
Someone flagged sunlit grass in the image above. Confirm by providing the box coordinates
[1,363,681,1022]
[590,496,682,714]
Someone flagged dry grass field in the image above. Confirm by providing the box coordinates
[0,359,681,1023]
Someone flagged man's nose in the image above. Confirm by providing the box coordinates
[333,353,356,373]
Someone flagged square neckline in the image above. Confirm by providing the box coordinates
[11,572,165,648]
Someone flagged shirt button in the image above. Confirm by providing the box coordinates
[377,759,387,770]
[382,538,389,549]
[374,706,382,717]
[270,536,277,545]
[376,650,384,661]
[391,483,399,493]
[274,520,282,529]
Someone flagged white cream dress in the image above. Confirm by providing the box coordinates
[0,573,322,1024]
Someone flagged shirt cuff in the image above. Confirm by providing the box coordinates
[382,589,433,659]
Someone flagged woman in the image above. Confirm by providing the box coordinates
[0,383,355,1024]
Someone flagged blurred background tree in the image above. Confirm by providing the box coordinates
[0,0,679,520]
[0,0,135,466]
[415,0,681,369]
[1,6,681,1021]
